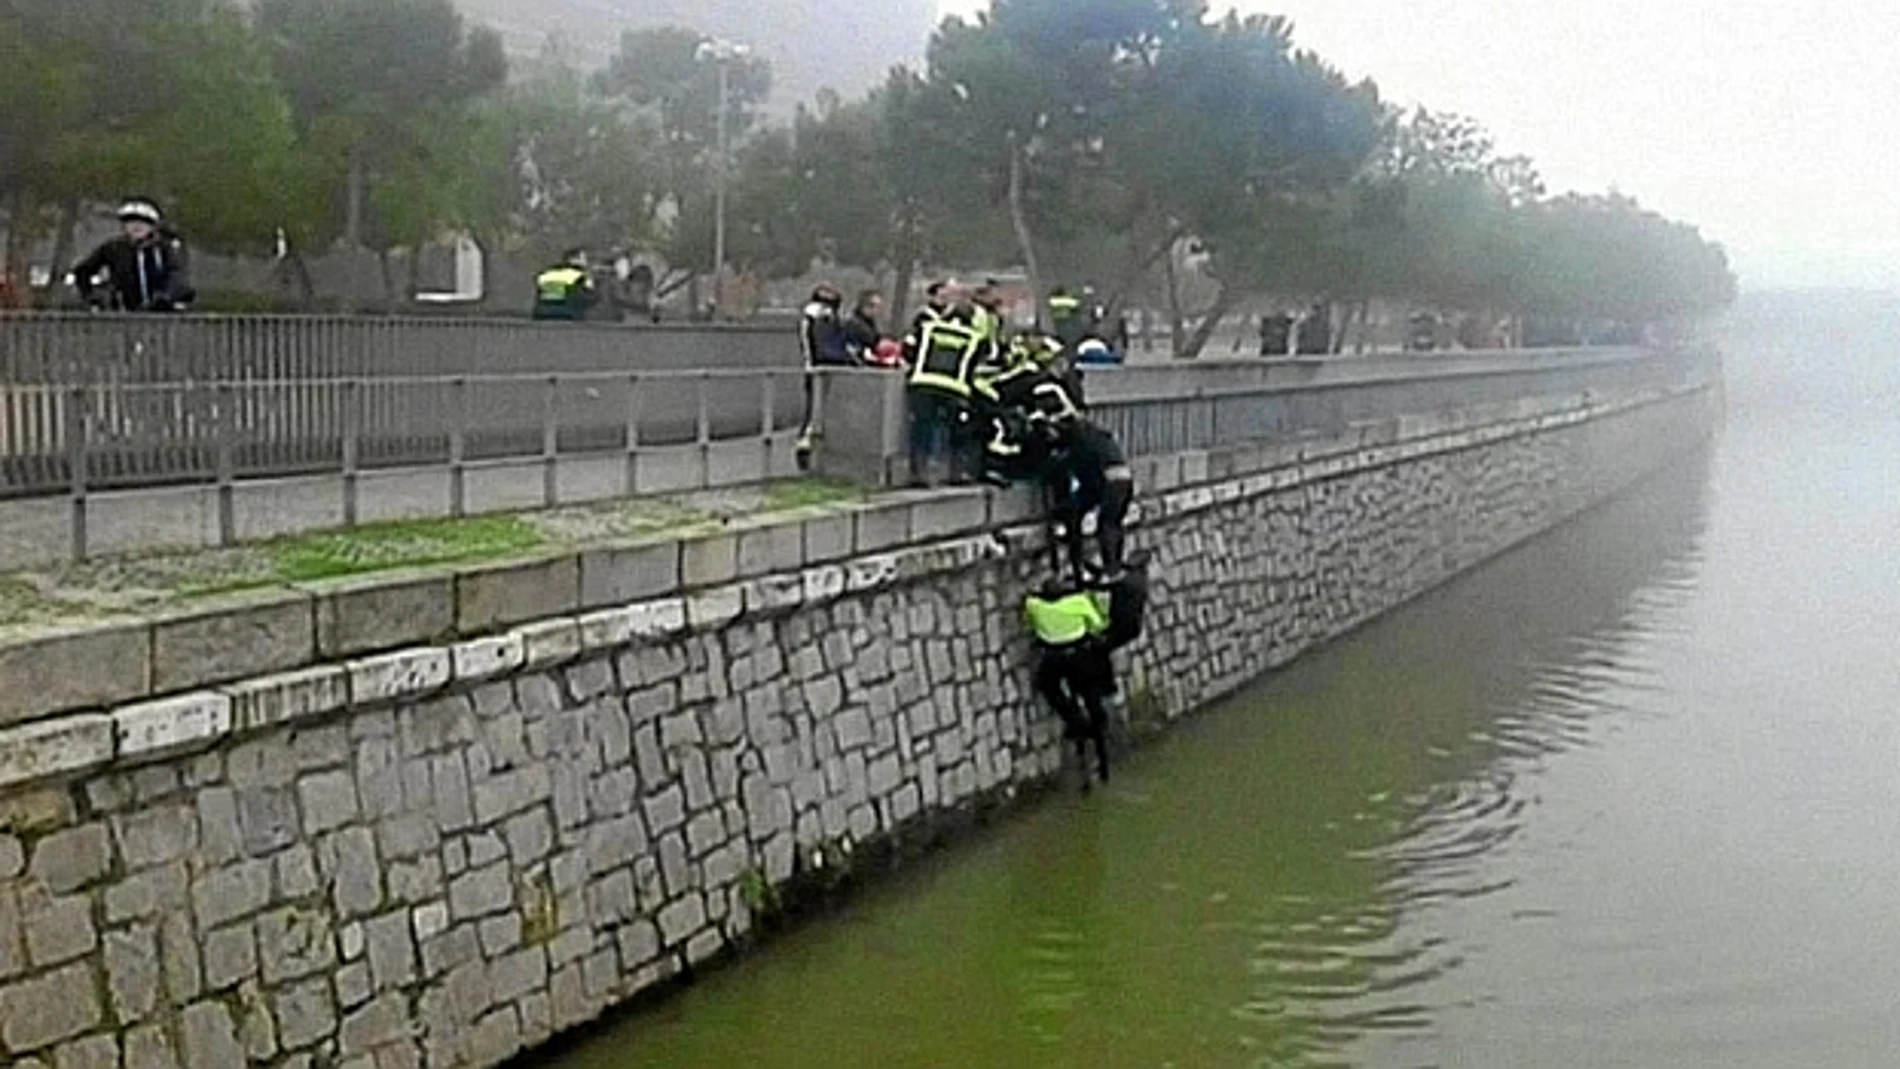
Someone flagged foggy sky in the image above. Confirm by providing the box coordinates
[937,0,1900,292]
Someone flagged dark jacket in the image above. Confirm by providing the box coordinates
[841,310,881,362]
[800,300,851,367]
[73,231,194,312]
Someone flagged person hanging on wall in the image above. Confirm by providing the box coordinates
[1024,576,1116,787]
[1037,401,1135,583]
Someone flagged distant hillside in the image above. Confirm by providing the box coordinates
[457,0,936,111]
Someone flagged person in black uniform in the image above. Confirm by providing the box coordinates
[1040,408,1135,582]
[906,287,992,487]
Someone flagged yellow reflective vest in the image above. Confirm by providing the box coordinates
[1024,591,1108,647]
[909,317,985,398]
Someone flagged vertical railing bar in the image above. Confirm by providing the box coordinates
[341,379,361,527]
[624,373,642,497]
[697,372,712,490]
[450,376,468,518]
[215,381,236,547]
[65,384,89,562]
[543,374,560,508]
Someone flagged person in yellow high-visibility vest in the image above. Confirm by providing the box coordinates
[906,285,993,487]
[532,249,598,321]
[1025,578,1115,786]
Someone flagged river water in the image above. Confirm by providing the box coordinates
[545,293,1900,1068]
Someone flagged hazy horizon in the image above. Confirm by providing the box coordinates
[934,0,1899,294]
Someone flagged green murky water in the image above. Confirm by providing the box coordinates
[543,297,1900,1068]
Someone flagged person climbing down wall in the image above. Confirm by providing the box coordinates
[1024,577,1115,787]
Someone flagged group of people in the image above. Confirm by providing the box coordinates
[799,276,1147,788]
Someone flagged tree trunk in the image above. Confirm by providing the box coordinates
[889,241,915,329]
[44,198,81,305]
[1180,285,1238,361]
[344,150,366,250]
[1004,132,1043,318]
[1161,250,1188,357]
[1,192,28,298]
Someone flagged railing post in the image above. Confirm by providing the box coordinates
[543,374,560,508]
[215,382,236,547]
[341,379,361,527]
[759,373,777,479]
[696,372,712,490]
[65,385,89,562]
[449,376,468,517]
[624,373,643,496]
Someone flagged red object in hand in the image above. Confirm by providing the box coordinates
[870,338,903,366]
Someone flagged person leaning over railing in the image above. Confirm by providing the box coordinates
[71,199,195,313]
[906,283,992,488]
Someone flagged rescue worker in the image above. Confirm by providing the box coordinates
[906,285,992,487]
[796,283,850,472]
[72,199,194,312]
[532,249,597,321]
[902,280,954,364]
[972,280,1008,347]
[1048,286,1086,350]
[1024,577,1115,786]
[1041,408,1135,582]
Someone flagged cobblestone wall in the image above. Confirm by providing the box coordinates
[0,384,1714,1068]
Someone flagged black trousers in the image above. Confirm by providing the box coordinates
[1036,643,1114,780]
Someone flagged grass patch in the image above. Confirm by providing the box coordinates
[762,476,865,512]
[264,515,547,583]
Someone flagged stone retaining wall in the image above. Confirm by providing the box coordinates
[0,372,1717,1067]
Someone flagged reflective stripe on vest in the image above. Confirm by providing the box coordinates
[910,319,982,397]
[1024,592,1107,646]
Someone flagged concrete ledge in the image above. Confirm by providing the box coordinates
[150,588,315,698]
[579,540,682,611]
[0,621,151,729]
[852,500,912,554]
[456,554,583,634]
[800,511,854,565]
[221,665,351,734]
[307,570,457,659]
[680,532,739,588]
[735,520,805,579]
[113,690,233,764]
[909,491,989,542]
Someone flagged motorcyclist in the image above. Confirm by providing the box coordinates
[71,199,195,312]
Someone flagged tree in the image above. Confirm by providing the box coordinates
[256,0,507,254]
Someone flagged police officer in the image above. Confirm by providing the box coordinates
[902,280,954,365]
[1047,286,1086,350]
[906,284,992,487]
[532,249,598,321]
[1024,577,1115,786]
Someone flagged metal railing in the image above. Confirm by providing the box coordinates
[1087,347,1715,458]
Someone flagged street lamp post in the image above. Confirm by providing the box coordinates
[696,38,749,320]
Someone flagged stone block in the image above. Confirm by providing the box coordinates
[113,803,198,871]
[909,491,988,542]
[507,619,580,673]
[686,585,744,632]
[743,574,805,616]
[201,924,258,991]
[680,532,739,588]
[0,620,150,728]
[735,520,804,578]
[801,512,853,564]
[111,691,233,765]
[221,666,350,735]
[852,500,911,553]
[456,554,582,635]
[0,714,114,792]
[193,858,272,931]
[274,977,338,1051]
[448,863,514,922]
[347,648,451,707]
[298,770,360,835]
[579,539,681,609]
[656,893,707,946]
[150,590,315,695]
[846,554,899,594]
[306,571,456,659]
[0,961,102,1053]
[23,893,96,967]
[451,634,526,684]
